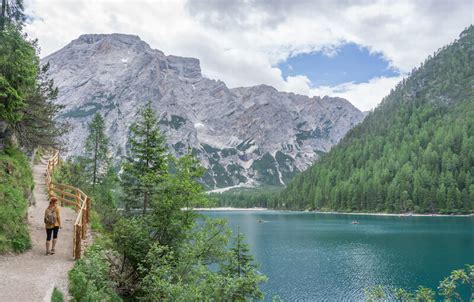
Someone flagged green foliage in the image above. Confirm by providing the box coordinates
[280,26,474,214]
[63,103,266,300]
[68,243,122,302]
[1,4,65,150]
[0,25,37,124]
[14,62,68,149]
[53,157,120,231]
[121,101,168,214]
[0,148,32,253]
[89,210,104,233]
[51,287,64,302]
[365,265,473,301]
[438,265,473,301]
[84,113,108,187]
[211,186,283,208]
[137,219,266,301]
[54,115,120,231]
[219,228,267,301]
[251,152,281,186]
[364,285,385,302]
[52,157,89,190]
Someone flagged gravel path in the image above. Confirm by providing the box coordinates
[0,158,76,301]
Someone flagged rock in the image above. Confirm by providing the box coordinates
[42,33,365,189]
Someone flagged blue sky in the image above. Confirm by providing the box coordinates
[278,43,400,87]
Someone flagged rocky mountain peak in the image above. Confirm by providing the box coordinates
[43,33,365,189]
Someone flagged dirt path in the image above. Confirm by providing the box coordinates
[0,157,76,301]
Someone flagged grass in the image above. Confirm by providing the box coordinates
[0,148,33,253]
[90,210,105,233]
[51,287,64,302]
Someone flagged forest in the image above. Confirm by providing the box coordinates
[278,26,474,214]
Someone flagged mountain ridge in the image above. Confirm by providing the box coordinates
[43,33,365,189]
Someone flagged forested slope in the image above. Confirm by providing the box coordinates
[279,26,474,214]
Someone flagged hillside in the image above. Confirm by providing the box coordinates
[279,26,474,214]
[0,149,32,253]
[42,34,365,189]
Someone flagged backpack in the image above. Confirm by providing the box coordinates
[44,207,56,225]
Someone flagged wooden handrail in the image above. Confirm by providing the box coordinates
[45,151,91,260]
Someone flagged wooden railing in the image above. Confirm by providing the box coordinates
[45,151,91,260]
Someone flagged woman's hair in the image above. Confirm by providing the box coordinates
[50,197,58,205]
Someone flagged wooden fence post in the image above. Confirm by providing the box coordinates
[81,211,86,239]
[75,191,80,212]
[74,225,81,260]
[86,197,91,223]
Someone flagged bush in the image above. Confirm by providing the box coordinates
[0,148,33,253]
[51,287,64,302]
[68,243,122,302]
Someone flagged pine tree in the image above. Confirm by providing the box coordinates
[1,2,65,150]
[220,227,267,301]
[0,25,37,125]
[14,63,68,149]
[84,113,109,187]
[121,102,167,214]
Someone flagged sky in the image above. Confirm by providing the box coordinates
[24,0,473,111]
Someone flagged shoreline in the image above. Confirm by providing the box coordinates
[194,207,473,217]
[193,207,268,211]
[311,211,474,217]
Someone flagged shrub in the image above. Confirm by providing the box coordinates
[68,243,121,302]
[51,287,64,302]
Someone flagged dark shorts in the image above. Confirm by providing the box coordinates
[46,226,59,241]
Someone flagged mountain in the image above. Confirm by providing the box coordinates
[279,26,474,214]
[42,33,365,189]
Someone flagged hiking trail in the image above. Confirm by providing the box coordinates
[0,156,76,301]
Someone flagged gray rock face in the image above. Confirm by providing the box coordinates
[42,33,365,189]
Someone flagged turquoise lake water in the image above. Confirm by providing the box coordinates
[201,211,474,301]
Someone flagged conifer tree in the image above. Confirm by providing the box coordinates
[121,102,167,214]
[15,63,68,149]
[0,1,65,150]
[0,25,37,126]
[220,227,267,300]
[85,113,109,187]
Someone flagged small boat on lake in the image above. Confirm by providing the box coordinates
[352,220,359,225]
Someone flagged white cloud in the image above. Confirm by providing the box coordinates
[309,76,405,111]
[23,0,473,110]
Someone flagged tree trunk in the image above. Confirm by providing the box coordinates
[143,190,147,215]
[0,0,6,31]
[93,130,98,187]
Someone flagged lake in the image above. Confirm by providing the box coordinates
[201,211,474,301]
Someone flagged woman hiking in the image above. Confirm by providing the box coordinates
[44,197,61,255]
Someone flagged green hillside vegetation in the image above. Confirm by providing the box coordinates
[0,0,66,254]
[210,186,282,208]
[279,26,474,214]
[0,148,33,252]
